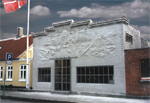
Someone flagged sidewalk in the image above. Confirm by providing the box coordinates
[0,91,149,103]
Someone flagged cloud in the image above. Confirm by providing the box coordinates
[57,0,150,19]
[0,33,16,39]
[30,5,51,16]
[135,25,150,40]
[138,26,150,34]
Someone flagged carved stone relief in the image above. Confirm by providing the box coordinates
[38,29,117,60]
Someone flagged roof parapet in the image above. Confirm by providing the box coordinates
[44,26,55,32]
[71,19,93,28]
[32,32,47,38]
[33,17,130,38]
[52,19,74,27]
[90,16,129,28]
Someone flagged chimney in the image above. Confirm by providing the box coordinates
[16,27,24,38]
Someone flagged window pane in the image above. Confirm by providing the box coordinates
[10,71,13,78]
[24,71,26,79]
[103,67,108,74]
[55,60,61,68]
[0,67,3,79]
[21,71,23,78]
[1,72,2,78]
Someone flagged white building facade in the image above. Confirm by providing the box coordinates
[32,17,141,96]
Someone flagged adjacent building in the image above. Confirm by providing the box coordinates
[32,17,149,96]
[0,27,33,88]
[125,48,150,96]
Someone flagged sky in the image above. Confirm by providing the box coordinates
[0,0,150,40]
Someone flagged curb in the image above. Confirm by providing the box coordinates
[1,96,75,103]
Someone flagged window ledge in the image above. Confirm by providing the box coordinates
[140,77,150,82]
[19,79,26,82]
[6,79,12,82]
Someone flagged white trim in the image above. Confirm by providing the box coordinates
[0,35,30,42]
[0,66,3,80]
[19,64,27,82]
[0,58,32,62]
[3,0,17,5]
[18,0,21,8]
[18,79,26,82]
[140,77,150,82]
[141,77,150,80]
[6,65,13,81]
[18,58,32,61]
[6,79,13,82]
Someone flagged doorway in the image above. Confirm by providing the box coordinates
[55,59,71,91]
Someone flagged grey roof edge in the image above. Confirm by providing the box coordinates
[45,17,129,31]
[32,32,47,38]
[33,17,130,38]
[71,19,93,28]
[90,17,129,28]
[52,19,74,27]
[44,26,55,32]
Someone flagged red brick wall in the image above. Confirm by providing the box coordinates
[125,48,150,96]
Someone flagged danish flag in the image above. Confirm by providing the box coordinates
[2,0,27,13]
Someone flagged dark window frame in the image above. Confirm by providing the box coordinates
[126,33,133,44]
[55,59,71,91]
[140,58,150,78]
[38,67,51,82]
[77,65,114,84]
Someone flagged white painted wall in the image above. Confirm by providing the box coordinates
[69,24,126,95]
[123,25,141,49]
[33,22,141,95]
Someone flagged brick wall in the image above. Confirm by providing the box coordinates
[125,48,150,96]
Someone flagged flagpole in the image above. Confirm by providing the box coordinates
[26,0,30,89]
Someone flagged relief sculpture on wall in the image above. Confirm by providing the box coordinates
[39,29,116,60]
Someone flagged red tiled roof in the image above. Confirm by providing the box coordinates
[0,36,33,60]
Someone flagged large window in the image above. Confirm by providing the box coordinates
[141,59,150,77]
[6,65,13,81]
[38,68,51,82]
[19,65,26,81]
[0,66,3,80]
[77,66,114,84]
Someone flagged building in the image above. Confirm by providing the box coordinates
[32,17,149,96]
[0,27,33,88]
[125,48,150,96]
[141,38,149,48]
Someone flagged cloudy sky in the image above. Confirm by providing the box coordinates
[0,0,150,40]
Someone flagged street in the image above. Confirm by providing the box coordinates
[0,98,39,103]
[0,98,49,103]
[0,98,68,103]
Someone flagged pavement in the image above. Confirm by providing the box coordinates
[0,91,150,103]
